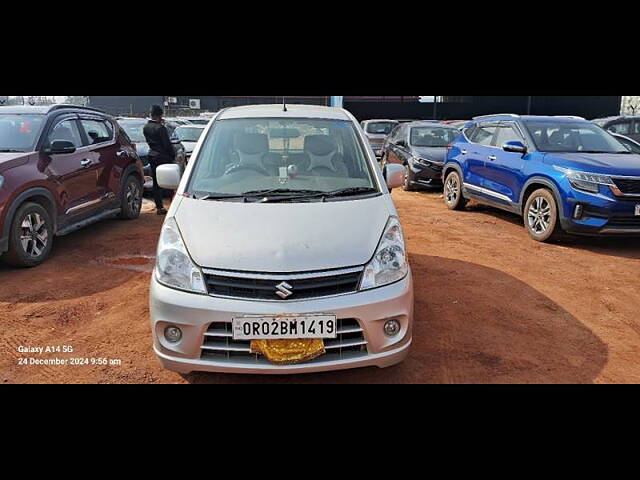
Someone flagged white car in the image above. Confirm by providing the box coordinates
[173,124,206,160]
[150,104,414,374]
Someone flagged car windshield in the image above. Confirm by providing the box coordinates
[118,120,147,142]
[175,127,204,142]
[188,118,377,198]
[0,114,45,152]
[366,122,397,135]
[410,126,460,147]
[524,122,629,153]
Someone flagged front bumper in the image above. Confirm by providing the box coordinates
[150,270,414,374]
[408,162,444,188]
[560,187,640,235]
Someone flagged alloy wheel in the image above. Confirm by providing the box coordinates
[126,181,141,214]
[445,175,459,205]
[527,196,551,234]
[20,212,48,258]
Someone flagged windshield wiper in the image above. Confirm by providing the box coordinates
[0,149,25,153]
[259,187,379,203]
[579,150,631,154]
[197,193,248,201]
[242,188,325,197]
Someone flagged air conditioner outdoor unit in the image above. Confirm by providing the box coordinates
[189,99,201,110]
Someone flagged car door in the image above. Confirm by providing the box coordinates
[482,122,527,205]
[42,116,99,217]
[463,122,497,190]
[78,116,121,204]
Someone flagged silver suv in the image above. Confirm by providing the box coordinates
[150,104,414,374]
[361,119,400,158]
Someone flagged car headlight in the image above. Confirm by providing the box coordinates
[554,166,614,194]
[412,156,431,166]
[360,217,408,290]
[155,217,207,294]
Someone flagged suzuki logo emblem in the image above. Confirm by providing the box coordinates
[276,282,293,299]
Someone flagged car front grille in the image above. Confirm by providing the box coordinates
[200,318,369,365]
[202,267,363,301]
[609,216,640,227]
[613,178,640,195]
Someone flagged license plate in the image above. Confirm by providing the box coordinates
[232,315,337,340]
[636,204,640,216]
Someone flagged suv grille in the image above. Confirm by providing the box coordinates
[200,318,369,365]
[203,268,363,301]
[613,178,640,195]
[609,216,640,228]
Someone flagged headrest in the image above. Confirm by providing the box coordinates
[235,133,269,154]
[305,135,337,156]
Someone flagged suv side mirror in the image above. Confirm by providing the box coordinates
[503,141,527,154]
[46,140,77,155]
[156,163,182,189]
[385,164,405,190]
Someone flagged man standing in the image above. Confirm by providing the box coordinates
[143,105,175,215]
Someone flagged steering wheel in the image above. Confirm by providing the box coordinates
[224,163,271,176]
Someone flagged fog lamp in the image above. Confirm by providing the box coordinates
[384,319,401,337]
[573,204,584,220]
[164,326,183,343]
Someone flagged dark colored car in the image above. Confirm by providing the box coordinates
[0,104,144,267]
[116,117,187,189]
[592,116,640,142]
[381,122,461,191]
[612,133,640,154]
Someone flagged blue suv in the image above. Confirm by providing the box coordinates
[443,114,640,241]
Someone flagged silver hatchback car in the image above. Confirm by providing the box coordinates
[151,104,414,374]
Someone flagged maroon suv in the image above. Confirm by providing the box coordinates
[0,104,145,267]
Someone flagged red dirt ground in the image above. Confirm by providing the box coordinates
[1,191,639,384]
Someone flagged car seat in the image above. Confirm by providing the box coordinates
[233,132,269,167]
[304,135,348,177]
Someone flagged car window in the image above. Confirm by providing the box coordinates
[175,127,205,143]
[366,122,397,135]
[410,127,460,147]
[188,118,376,196]
[48,119,83,148]
[634,121,640,135]
[118,120,146,142]
[0,114,45,152]
[607,121,630,135]
[525,122,628,153]
[470,124,497,146]
[494,125,523,147]
[80,119,113,145]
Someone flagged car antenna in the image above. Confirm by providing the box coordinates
[283,97,288,112]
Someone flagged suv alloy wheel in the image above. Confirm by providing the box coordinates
[3,202,54,267]
[524,188,561,242]
[444,171,467,210]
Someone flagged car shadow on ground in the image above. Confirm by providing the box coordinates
[183,255,608,384]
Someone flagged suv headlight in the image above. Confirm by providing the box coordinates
[412,156,430,166]
[155,217,207,293]
[360,217,408,290]
[554,166,614,193]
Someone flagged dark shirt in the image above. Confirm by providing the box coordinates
[143,119,175,162]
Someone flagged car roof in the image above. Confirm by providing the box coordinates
[363,119,399,123]
[0,104,106,115]
[472,114,588,123]
[405,121,456,128]
[218,104,351,120]
[176,124,206,129]
[593,115,640,122]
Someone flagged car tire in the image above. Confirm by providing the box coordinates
[524,188,562,242]
[403,165,416,191]
[444,171,467,210]
[3,202,54,268]
[119,175,143,220]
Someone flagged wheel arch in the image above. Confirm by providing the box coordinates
[443,162,463,182]
[1,187,58,254]
[520,176,565,218]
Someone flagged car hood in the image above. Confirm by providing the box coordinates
[543,152,640,176]
[134,142,150,157]
[174,195,391,272]
[181,141,197,154]
[411,146,447,163]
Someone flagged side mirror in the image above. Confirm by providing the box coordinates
[156,163,182,189]
[503,141,527,154]
[385,164,405,190]
[46,140,76,155]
